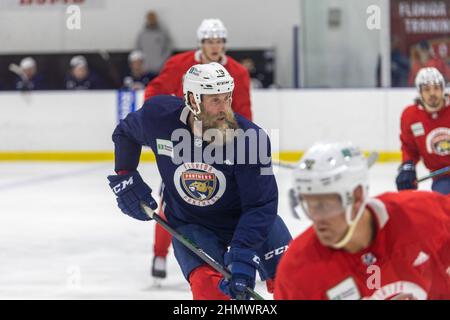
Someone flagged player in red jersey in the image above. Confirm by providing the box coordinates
[397,67,449,195]
[274,142,450,300]
[144,19,252,120]
[146,19,253,282]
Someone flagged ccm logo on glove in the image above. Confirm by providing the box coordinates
[112,176,134,194]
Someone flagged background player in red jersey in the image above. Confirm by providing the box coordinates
[144,19,252,120]
[144,19,253,282]
[274,142,450,300]
[397,67,449,195]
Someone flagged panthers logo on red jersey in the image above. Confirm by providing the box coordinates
[426,127,450,156]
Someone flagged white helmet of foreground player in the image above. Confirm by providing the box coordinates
[183,62,234,118]
[293,142,369,248]
[197,19,227,42]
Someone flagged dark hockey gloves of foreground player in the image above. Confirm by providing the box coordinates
[108,171,158,221]
[219,248,259,300]
[396,161,417,191]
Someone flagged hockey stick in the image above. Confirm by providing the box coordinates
[140,202,265,301]
[275,151,379,170]
[417,166,450,183]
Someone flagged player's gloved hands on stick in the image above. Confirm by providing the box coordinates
[219,247,259,300]
[107,170,157,221]
[396,161,417,191]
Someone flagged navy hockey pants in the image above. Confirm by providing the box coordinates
[171,215,292,282]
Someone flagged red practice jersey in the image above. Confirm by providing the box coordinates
[274,191,450,300]
[400,101,450,174]
[144,50,252,120]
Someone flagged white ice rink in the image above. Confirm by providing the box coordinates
[0,161,432,300]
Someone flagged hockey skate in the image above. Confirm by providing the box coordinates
[151,256,167,287]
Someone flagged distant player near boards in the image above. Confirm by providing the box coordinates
[108,63,291,300]
[396,67,449,195]
[275,142,450,300]
[144,19,253,280]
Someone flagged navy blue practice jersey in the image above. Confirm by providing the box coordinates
[112,95,278,250]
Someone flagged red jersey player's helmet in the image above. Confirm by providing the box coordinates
[293,142,370,248]
[182,62,234,118]
[197,19,228,42]
[415,67,445,92]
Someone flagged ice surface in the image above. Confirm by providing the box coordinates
[0,161,432,299]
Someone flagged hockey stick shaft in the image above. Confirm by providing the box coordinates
[140,202,265,300]
[417,166,450,183]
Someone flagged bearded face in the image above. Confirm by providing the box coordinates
[190,92,239,146]
[200,106,238,145]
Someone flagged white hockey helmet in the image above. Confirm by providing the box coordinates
[183,62,234,117]
[415,67,445,91]
[128,50,145,63]
[20,57,36,70]
[70,55,88,69]
[293,142,369,227]
[197,19,227,42]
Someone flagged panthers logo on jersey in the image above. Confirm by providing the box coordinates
[183,172,216,200]
[173,162,226,206]
[426,127,450,156]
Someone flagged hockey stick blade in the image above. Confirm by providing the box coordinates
[140,202,265,300]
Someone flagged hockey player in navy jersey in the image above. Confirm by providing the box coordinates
[107,62,292,300]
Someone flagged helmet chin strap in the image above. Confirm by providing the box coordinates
[331,199,367,249]
[186,97,202,121]
[187,100,205,140]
